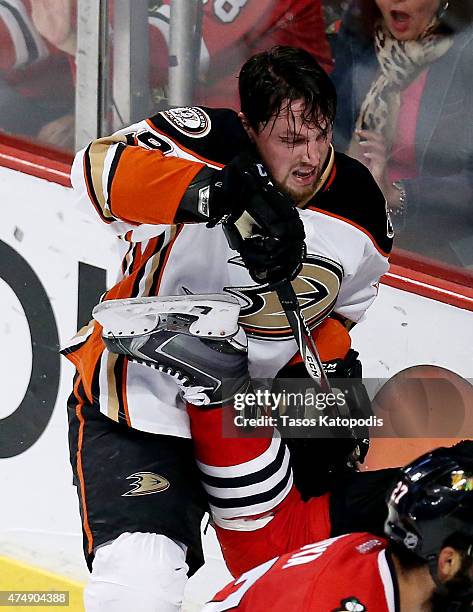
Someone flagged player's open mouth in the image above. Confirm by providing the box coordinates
[292,168,316,182]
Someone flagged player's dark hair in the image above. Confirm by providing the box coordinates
[238,46,336,137]
[390,533,473,571]
[442,532,473,562]
[389,540,427,570]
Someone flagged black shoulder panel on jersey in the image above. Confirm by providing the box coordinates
[147,107,252,165]
[311,152,393,256]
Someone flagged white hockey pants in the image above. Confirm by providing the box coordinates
[84,532,189,611]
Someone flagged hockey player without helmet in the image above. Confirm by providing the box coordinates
[385,441,473,562]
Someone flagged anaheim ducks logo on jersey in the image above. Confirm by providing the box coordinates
[160,107,211,138]
[224,254,344,340]
[122,472,170,497]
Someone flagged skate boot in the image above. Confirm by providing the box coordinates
[92,294,249,406]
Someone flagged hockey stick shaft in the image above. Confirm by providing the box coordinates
[277,281,362,460]
[274,280,331,392]
[222,215,330,390]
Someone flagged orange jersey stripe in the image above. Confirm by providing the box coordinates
[73,379,94,555]
[66,328,106,404]
[286,317,351,366]
[324,162,337,191]
[109,147,205,225]
[64,232,182,390]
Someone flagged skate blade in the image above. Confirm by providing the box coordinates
[93,294,241,339]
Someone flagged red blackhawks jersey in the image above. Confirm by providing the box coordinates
[204,533,398,611]
[148,0,333,109]
[188,401,398,611]
[0,0,73,99]
[0,0,48,72]
[65,106,392,437]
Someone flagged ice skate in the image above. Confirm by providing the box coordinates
[93,294,249,406]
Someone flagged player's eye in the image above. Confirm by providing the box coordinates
[280,137,305,147]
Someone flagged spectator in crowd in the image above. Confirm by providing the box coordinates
[322,0,350,38]
[148,0,333,109]
[29,0,333,124]
[331,0,473,267]
[31,0,76,56]
[0,0,74,148]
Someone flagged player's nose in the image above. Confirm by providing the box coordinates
[302,139,321,165]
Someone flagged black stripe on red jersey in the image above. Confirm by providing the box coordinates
[200,438,286,490]
[147,107,252,166]
[107,142,127,220]
[308,152,393,256]
[205,463,292,510]
[0,1,39,64]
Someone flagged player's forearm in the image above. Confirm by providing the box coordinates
[72,136,206,226]
[108,146,205,225]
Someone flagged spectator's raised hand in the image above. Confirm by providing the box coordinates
[31,0,76,55]
[353,129,388,187]
[352,129,403,212]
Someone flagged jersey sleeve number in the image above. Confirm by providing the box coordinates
[390,481,408,505]
[135,130,173,153]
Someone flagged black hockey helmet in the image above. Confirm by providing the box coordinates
[385,441,473,563]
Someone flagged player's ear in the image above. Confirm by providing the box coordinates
[239,112,255,142]
[437,546,463,581]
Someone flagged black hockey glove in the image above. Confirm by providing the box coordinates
[176,152,306,285]
[221,154,306,285]
[322,349,372,467]
[175,163,234,225]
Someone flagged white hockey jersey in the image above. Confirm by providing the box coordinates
[63,106,392,437]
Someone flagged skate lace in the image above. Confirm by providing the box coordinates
[130,359,211,406]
